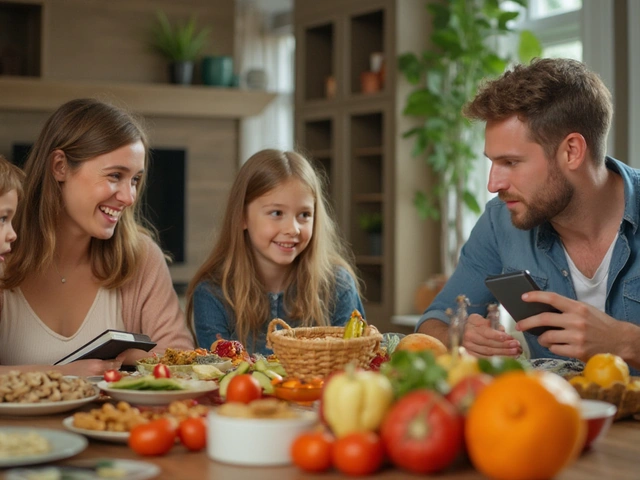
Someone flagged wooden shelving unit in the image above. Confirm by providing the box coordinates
[294,0,439,330]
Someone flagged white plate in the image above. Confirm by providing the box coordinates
[0,427,87,468]
[0,388,100,416]
[6,458,160,480]
[62,416,129,444]
[97,380,218,405]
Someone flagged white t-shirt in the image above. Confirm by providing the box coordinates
[562,234,618,311]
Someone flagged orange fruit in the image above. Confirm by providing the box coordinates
[583,353,629,388]
[466,371,586,480]
[395,333,447,356]
[568,375,592,388]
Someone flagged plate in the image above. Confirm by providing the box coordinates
[62,417,129,444]
[97,380,218,405]
[0,388,100,416]
[6,458,160,480]
[0,427,87,468]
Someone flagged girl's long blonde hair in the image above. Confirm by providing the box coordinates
[186,149,360,349]
[1,98,154,290]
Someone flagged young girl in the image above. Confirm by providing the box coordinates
[0,98,193,375]
[186,149,364,354]
[0,155,24,264]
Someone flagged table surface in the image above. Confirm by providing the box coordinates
[1,406,639,480]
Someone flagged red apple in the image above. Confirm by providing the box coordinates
[103,369,122,382]
[153,364,171,379]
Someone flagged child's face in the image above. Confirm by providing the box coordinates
[56,141,145,241]
[244,178,315,277]
[0,189,18,262]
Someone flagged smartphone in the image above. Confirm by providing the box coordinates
[485,270,561,336]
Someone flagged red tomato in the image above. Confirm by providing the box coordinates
[332,432,385,476]
[129,418,176,456]
[445,374,493,416]
[381,390,463,474]
[291,431,334,473]
[178,417,207,451]
[103,369,122,382]
[153,364,171,379]
[226,374,262,404]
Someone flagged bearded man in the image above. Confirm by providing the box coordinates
[416,58,640,375]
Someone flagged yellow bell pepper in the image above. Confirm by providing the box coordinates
[322,364,394,437]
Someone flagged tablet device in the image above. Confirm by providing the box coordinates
[485,270,561,336]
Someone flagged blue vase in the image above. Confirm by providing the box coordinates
[202,56,233,87]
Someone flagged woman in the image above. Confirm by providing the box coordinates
[0,98,193,375]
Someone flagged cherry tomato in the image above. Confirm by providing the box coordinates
[128,418,176,456]
[226,374,262,404]
[332,432,385,476]
[103,369,122,382]
[153,364,171,379]
[445,373,493,416]
[381,390,463,474]
[291,431,334,473]
[177,417,207,451]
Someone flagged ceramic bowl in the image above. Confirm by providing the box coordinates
[207,408,317,466]
[580,399,617,450]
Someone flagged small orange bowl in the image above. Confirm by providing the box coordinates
[273,378,324,403]
[580,399,617,450]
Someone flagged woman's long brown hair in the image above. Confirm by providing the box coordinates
[1,98,155,290]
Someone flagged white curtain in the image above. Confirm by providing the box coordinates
[235,0,294,164]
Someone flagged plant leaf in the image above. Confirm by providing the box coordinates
[518,30,543,64]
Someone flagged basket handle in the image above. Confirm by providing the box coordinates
[268,318,292,336]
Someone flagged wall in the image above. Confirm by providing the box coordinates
[0,0,240,286]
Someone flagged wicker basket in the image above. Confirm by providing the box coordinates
[569,376,640,420]
[267,318,382,381]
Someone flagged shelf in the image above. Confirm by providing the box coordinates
[353,146,383,157]
[356,255,383,265]
[0,76,276,118]
[353,193,383,203]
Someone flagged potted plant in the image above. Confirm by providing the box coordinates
[358,212,383,256]
[398,0,541,277]
[150,11,211,85]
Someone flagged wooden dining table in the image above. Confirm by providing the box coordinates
[1,407,639,480]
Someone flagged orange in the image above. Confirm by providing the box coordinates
[395,333,447,356]
[583,353,629,388]
[466,371,586,480]
[568,375,592,388]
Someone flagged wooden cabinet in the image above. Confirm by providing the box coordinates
[294,0,439,331]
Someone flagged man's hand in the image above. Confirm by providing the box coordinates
[463,313,522,358]
[516,291,636,362]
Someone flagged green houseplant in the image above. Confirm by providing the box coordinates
[150,11,211,85]
[399,0,541,276]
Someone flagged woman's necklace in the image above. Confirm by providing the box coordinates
[53,259,66,284]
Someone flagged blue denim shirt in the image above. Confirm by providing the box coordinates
[193,267,365,355]
[416,157,640,375]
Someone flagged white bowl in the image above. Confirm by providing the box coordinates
[207,408,318,466]
[580,399,617,450]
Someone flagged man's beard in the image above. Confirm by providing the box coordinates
[501,163,574,230]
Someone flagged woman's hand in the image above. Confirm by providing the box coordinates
[462,313,522,358]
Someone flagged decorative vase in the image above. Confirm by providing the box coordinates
[414,274,448,313]
[169,61,194,85]
[246,69,268,90]
[360,71,381,94]
[202,55,233,87]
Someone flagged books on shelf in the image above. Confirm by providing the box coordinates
[54,329,156,366]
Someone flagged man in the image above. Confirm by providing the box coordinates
[416,58,640,375]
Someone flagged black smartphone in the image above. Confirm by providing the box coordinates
[484,270,561,336]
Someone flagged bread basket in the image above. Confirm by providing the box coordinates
[267,318,382,381]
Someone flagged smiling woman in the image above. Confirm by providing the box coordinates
[0,98,194,376]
